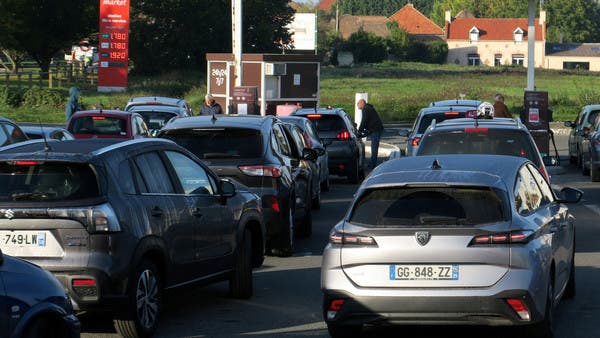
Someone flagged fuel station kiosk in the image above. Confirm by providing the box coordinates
[521,91,551,157]
[206,53,321,116]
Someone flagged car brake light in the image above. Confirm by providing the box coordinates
[73,279,96,286]
[47,203,122,234]
[506,299,531,321]
[327,299,345,320]
[329,229,377,246]
[444,112,459,116]
[469,230,533,246]
[269,196,280,212]
[336,131,350,140]
[303,131,313,148]
[92,116,105,120]
[465,127,488,133]
[13,161,41,166]
[411,136,421,147]
[238,165,282,178]
[307,114,322,119]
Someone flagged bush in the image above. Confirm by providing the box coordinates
[343,29,387,64]
[22,86,63,108]
[0,87,25,108]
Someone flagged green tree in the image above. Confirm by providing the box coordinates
[343,28,387,63]
[338,0,434,17]
[386,21,412,59]
[546,0,600,43]
[0,0,97,74]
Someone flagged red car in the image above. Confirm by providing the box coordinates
[67,110,150,139]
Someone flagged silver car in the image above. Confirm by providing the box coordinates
[321,154,582,338]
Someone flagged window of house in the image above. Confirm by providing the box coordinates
[512,54,525,66]
[469,27,479,43]
[563,62,590,70]
[494,54,503,67]
[514,28,524,43]
[467,54,481,66]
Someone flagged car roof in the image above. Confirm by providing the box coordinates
[419,105,478,114]
[293,107,346,116]
[430,117,525,130]
[70,110,135,118]
[363,154,527,190]
[161,114,274,130]
[125,96,188,108]
[0,116,16,124]
[429,99,482,108]
[127,105,184,114]
[19,125,68,132]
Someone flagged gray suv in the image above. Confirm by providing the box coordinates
[0,138,265,338]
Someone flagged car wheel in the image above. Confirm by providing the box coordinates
[229,228,253,299]
[299,191,313,238]
[347,159,360,184]
[23,316,66,338]
[114,260,162,338]
[577,148,582,168]
[272,198,294,257]
[564,251,576,299]
[582,153,590,176]
[527,276,555,338]
[327,323,361,338]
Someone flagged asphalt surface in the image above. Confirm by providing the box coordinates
[80,126,600,338]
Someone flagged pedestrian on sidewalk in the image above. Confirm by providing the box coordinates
[65,87,82,121]
[357,98,384,169]
[200,93,224,115]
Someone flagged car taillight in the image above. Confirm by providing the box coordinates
[92,116,105,120]
[307,114,322,119]
[47,203,121,234]
[444,112,459,116]
[506,299,531,321]
[12,161,42,166]
[465,127,488,133]
[411,136,421,147]
[336,131,350,140]
[303,131,313,148]
[329,229,377,246]
[238,165,282,178]
[469,230,533,246]
[326,299,345,320]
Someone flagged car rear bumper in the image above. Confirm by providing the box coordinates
[54,269,127,312]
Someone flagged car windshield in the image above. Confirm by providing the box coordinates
[162,128,263,159]
[417,129,541,166]
[417,112,467,133]
[0,162,100,202]
[138,111,177,130]
[69,116,127,136]
[349,187,507,227]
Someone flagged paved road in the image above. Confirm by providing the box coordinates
[82,129,600,338]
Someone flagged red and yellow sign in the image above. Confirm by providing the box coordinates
[98,0,130,92]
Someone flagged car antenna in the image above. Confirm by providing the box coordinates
[211,113,217,124]
[38,119,52,152]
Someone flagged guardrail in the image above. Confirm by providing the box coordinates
[0,62,98,89]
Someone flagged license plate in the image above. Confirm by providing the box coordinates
[1,231,46,247]
[389,264,459,280]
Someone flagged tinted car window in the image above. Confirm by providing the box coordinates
[514,166,543,214]
[418,129,540,166]
[350,187,507,227]
[139,111,176,130]
[70,116,127,136]
[162,128,263,159]
[0,125,8,146]
[0,162,100,201]
[273,125,292,157]
[4,124,27,143]
[118,159,136,194]
[527,163,554,203]
[134,152,174,194]
[417,112,466,133]
[308,116,347,133]
[165,151,214,195]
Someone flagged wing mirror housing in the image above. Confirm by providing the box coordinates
[321,138,333,147]
[398,128,410,137]
[543,155,559,167]
[302,148,318,162]
[557,187,583,204]
[314,146,326,156]
[220,179,237,199]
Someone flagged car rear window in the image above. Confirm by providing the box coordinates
[69,116,127,136]
[417,112,467,133]
[350,187,507,227]
[0,162,100,202]
[162,128,263,159]
[138,111,177,130]
[417,129,541,166]
[305,115,347,133]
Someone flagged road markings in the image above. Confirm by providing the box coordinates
[583,204,600,217]
[240,321,327,335]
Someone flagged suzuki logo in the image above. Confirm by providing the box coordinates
[415,231,431,246]
[4,209,14,220]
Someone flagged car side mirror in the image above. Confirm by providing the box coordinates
[314,146,326,156]
[543,155,559,167]
[398,129,410,137]
[302,148,318,162]
[220,179,237,198]
[321,138,333,147]
[557,187,583,204]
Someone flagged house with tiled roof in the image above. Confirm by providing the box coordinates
[339,15,390,39]
[445,10,546,68]
[389,4,444,41]
[317,0,335,12]
[545,43,600,71]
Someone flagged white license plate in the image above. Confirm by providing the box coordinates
[1,231,46,247]
[389,264,459,280]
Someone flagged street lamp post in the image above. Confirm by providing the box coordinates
[232,0,242,87]
[527,0,536,90]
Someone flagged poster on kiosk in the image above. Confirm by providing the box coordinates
[98,0,130,92]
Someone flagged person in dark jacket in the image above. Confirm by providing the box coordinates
[200,93,224,115]
[65,86,81,121]
[357,98,384,168]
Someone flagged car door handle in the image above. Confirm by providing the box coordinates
[151,206,163,217]
[193,208,203,218]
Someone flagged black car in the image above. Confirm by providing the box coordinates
[0,249,80,338]
[0,138,265,338]
[292,108,365,183]
[0,116,28,148]
[159,115,318,256]
[279,115,330,192]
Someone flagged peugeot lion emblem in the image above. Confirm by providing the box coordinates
[4,209,15,220]
[415,231,431,246]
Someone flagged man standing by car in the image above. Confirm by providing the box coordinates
[200,93,224,115]
[357,98,384,169]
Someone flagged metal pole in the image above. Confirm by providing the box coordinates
[232,0,242,87]
[527,0,536,90]
[336,0,339,32]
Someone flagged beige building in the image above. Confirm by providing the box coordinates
[445,11,546,68]
[545,43,600,71]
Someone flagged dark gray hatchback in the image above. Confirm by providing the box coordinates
[0,138,265,338]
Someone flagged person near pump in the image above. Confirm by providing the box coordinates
[200,93,224,115]
[65,86,82,121]
[493,93,512,118]
[357,98,384,169]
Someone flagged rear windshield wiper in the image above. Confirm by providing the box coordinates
[11,192,57,201]
[418,215,466,225]
[203,153,240,159]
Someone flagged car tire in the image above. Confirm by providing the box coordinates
[23,315,66,338]
[272,198,295,257]
[347,159,360,184]
[564,251,576,299]
[114,260,162,338]
[229,228,253,299]
[527,276,555,338]
[327,323,361,338]
[299,192,313,238]
[582,153,590,176]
